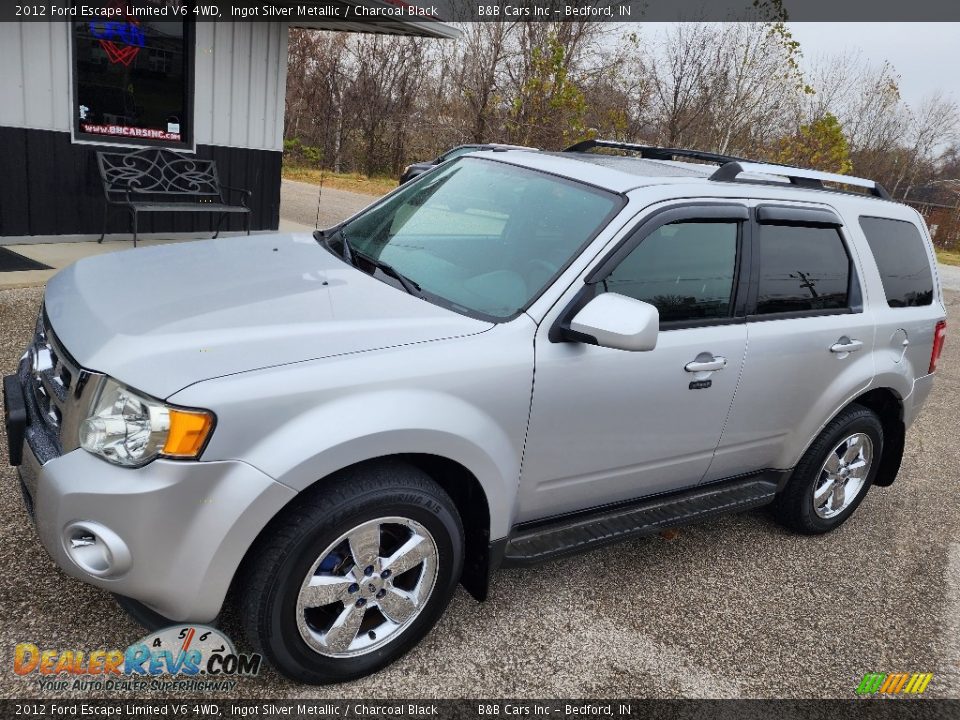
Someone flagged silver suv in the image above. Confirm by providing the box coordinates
[4,141,947,684]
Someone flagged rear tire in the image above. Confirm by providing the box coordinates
[772,405,883,534]
[241,460,464,684]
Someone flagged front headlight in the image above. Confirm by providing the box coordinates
[78,378,214,467]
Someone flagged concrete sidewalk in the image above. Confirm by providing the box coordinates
[0,179,374,289]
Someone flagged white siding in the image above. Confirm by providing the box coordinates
[0,21,287,152]
[194,22,287,151]
[0,22,72,132]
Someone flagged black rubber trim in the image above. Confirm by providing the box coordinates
[18,476,35,520]
[3,374,26,467]
[113,593,217,632]
[468,537,509,601]
[756,204,843,227]
[502,471,786,566]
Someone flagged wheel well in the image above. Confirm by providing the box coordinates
[230,454,494,610]
[399,454,493,601]
[852,388,905,487]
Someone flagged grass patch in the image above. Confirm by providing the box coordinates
[936,248,960,267]
[282,166,396,196]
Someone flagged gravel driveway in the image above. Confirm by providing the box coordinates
[0,289,958,698]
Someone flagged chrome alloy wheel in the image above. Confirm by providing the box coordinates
[812,433,874,519]
[295,516,439,658]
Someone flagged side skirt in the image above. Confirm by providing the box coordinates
[500,470,789,567]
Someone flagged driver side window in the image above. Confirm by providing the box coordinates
[603,221,739,324]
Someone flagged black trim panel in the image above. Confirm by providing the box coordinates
[0,127,281,237]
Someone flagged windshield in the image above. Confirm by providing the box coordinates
[438,145,480,162]
[337,157,621,319]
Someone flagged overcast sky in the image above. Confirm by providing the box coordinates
[786,23,958,109]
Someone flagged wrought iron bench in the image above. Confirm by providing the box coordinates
[96,148,252,247]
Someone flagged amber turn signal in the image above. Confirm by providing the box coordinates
[162,409,215,458]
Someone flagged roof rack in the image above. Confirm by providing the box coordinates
[564,138,892,200]
[710,161,891,199]
[563,138,748,165]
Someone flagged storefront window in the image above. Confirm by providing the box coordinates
[72,1,193,147]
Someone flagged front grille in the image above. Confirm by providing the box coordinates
[19,309,101,463]
[30,317,74,435]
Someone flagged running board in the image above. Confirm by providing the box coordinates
[502,474,782,566]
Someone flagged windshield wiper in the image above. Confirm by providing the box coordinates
[353,248,421,296]
[316,228,420,296]
[313,228,344,258]
[315,227,354,263]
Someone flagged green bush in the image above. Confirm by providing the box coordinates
[283,138,323,167]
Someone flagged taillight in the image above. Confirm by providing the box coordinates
[929,320,947,374]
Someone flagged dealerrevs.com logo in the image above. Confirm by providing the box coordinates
[14,625,261,693]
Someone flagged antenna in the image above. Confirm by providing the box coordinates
[315,75,336,229]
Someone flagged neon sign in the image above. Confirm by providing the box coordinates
[88,19,145,66]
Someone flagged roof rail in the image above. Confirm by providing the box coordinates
[565,138,892,200]
[563,139,748,165]
[710,161,891,200]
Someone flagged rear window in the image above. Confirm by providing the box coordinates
[755,225,851,315]
[859,217,934,307]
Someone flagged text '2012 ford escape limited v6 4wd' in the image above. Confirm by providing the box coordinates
[3,141,947,684]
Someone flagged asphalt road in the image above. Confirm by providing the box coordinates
[279,179,380,231]
[940,262,960,292]
[0,261,958,698]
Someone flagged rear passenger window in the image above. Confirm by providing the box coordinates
[755,225,850,315]
[603,221,738,323]
[859,217,934,307]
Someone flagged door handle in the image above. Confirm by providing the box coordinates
[829,338,864,354]
[685,355,727,373]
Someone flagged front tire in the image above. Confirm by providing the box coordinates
[241,461,464,684]
[772,405,884,534]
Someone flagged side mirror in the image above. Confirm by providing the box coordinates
[566,293,659,352]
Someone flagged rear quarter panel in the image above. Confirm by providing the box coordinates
[845,202,946,428]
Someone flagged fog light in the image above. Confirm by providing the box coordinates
[62,521,131,578]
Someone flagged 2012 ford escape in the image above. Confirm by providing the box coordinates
[3,141,947,684]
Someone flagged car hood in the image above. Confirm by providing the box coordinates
[44,233,492,398]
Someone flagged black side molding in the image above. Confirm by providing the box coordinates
[502,472,787,567]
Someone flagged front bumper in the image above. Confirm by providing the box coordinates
[13,422,295,622]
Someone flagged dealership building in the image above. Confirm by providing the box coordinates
[0,2,457,243]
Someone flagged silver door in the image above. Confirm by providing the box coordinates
[518,208,750,523]
[705,209,876,481]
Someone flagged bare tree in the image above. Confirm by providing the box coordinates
[281,22,959,188]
